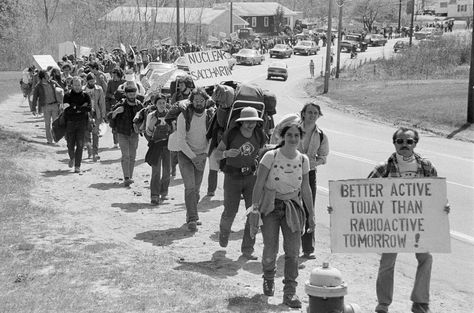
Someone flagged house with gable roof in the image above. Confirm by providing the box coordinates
[214,2,300,35]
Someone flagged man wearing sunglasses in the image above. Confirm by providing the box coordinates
[368,127,445,313]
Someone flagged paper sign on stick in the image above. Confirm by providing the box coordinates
[329,177,450,253]
[184,49,232,87]
[33,55,58,70]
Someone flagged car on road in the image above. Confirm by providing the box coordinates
[173,52,236,72]
[140,62,176,80]
[293,40,320,55]
[233,49,264,65]
[365,34,387,46]
[267,61,288,81]
[340,33,368,52]
[393,40,409,52]
[269,44,293,58]
[414,27,442,40]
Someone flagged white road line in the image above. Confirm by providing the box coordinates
[316,185,474,246]
[332,150,474,190]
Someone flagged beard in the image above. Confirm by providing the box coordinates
[126,96,136,103]
[193,106,205,114]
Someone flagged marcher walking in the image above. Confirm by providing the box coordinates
[309,60,315,78]
[215,107,267,260]
[63,77,91,173]
[83,73,106,162]
[109,82,143,187]
[252,122,315,309]
[367,127,450,313]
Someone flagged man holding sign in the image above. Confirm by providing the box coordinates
[367,127,449,313]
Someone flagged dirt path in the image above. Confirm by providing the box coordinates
[1,92,470,313]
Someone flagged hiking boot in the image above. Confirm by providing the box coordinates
[151,199,159,206]
[263,278,275,296]
[187,221,197,232]
[161,195,169,201]
[283,294,302,309]
[74,167,80,173]
[92,154,100,162]
[375,303,389,313]
[412,303,431,313]
[68,158,74,168]
[219,232,229,247]
[124,178,133,187]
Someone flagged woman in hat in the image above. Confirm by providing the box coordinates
[215,107,267,260]
[251,121,315,309]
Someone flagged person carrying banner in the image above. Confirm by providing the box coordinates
[251,121,314,309]
[366,127,450,313]
[215,107,267,260]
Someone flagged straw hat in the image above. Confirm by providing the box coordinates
[235,107,263,122]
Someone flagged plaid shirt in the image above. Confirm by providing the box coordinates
[368,152,437,178]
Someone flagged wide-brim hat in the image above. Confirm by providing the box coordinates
[235,107,263,122]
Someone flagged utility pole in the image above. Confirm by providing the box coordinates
[468,25,474,123]
[323,0,334,93]
[409,0,415,46]
[176,0,180,46]
[230,1,233,35]
[336,0,343,78]
[398,0,402,32]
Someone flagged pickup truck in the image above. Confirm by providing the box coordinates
[340,33,368,52]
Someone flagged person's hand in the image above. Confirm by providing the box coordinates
[224,148,240,158]
[192,153,207,171]
[62,103,70,109]
[327,206,333,214]
[444,202,451,214]
[307,216,316,233]
[112,106,124,118]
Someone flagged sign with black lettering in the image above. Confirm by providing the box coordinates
[184,49,232,87]
[329,178,450,253]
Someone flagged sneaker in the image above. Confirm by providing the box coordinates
[283,294,302,309]
[263,278,275,296]
[302,252,316,259]
[196,220,202,226]
[68,158,74,168]
[219,232,229,248]
[151,199,159,206]
[375,303,389,313]
[124,178,132,187]
[187,221,197,231]
[412,303,431,313]
[161,195,169,201]
[74,167,80,173]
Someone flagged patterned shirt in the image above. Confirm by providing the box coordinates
[368,152,437,178]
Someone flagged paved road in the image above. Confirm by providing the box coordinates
[230,39,474,293]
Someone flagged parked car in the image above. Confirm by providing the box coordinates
[233,49,265,65]
[365,34,387,46]
[269,44,293,58]
[414,27,442,40]
[340,33,368,52]
[267,61,288,81]
[174,52,236,72]
[293,40,320,55]
[140,62,176,80]
[393,40,409,52]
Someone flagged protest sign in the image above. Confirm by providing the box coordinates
[184,49,232,87]
[120,43,126,54]
[230,32,238,41]
[146,68,176,93]
[219,32,227,38]
[33,55,58,70]
[329,177,450,253]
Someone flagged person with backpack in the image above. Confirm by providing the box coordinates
[215,107,267,260]
[144,93,171,205]
[175,87,214,231]
[251,121,314,309]
[270,103,329,260]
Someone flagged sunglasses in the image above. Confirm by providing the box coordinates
[394,138,416,145]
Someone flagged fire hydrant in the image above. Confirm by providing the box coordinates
[305,262,347,313]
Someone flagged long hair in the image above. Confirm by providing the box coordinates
[275,122,304,149]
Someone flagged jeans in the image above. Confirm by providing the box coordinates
[43,103,59,143]
[375,253,432,312]
[112,129,118,145]
[207,150,219,193]
[117,133,139,179]
[66,120,87,168]
[178,151,205,223]
[301,169,317,254]
[84,119,99,155]
[170,151,179,176]
[150,145,171,201]
[261,201,301,296]
[220,174,256,255]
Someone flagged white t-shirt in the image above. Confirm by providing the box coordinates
[396,153,418,178]
[260,149,310,195]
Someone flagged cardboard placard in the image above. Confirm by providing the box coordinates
[33,55,58,70]
[329,178,450,253]
[184,49,232,87]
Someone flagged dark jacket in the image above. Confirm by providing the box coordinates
[63,90,91,122]
[109,99,143,136]
[165,99,214,132]
[31,80,61,112]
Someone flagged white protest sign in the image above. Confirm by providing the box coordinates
[219,31,227,38]
[184,49,232,87]
[147,69,176,93]
[230,32,238,41]
[329,177,450,253]
[33,55,58,70]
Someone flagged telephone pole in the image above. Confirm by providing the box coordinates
[230,1,233,35]
[336,0,343,78]
[176,0,180,46]
[468,25,474,123]
[409,0,415,46]
[398,0,402,32]
[323,0,334,93]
